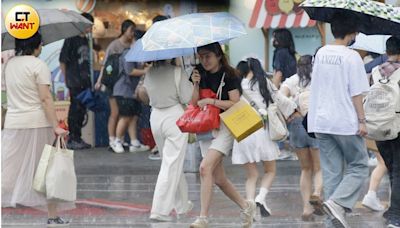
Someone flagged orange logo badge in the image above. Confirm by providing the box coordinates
[5,4,40,39]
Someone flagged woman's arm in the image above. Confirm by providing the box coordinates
[197,89,240,111]
[272,70,283,88]
[38,84,68,135]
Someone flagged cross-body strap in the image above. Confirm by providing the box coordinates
[216,73,225,100]
[241,90,259,110]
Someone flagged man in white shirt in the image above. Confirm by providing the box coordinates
[308,13,369,228]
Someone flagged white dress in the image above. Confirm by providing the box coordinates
[232,79,279,164]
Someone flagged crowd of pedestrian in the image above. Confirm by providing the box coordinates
[2,9,400,228]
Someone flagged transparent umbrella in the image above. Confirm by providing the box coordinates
[142,12,247,51]
[2,9,93,51]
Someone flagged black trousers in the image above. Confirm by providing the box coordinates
[68,88,87,141]
[376,134,400,220]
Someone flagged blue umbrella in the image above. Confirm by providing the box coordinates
[125,39,195,62]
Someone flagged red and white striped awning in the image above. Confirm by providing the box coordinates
[249,0,317,29]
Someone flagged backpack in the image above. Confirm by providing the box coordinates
[101,53,122,88]
[364,67,400,141]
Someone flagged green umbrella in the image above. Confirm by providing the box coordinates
[300,0,400,35]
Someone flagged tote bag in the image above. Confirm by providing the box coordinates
[46,137,77,202]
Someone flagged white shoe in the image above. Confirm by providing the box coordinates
[111,140,125,153]
[241,200,256,228]
[177,201,194,218]
[323,200,349,228]
[255,194,271,217]
[362,194,385,211]
[149,213,173,222]
[190,217,209,228]
[129,143,150,153]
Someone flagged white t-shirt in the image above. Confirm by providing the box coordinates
[4,56,52,129]
[308,45,369,135]
[281,74,311,97]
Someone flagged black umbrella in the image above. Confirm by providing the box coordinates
[300,0,400,35]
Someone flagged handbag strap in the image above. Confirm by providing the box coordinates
[216,73,225,100]
[241,90,259,110]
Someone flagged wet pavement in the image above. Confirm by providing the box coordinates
[2,147,390,227]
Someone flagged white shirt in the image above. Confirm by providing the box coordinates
[308,45,369,135]
[144,64,193,109]
[281,74,311,98]
[4,56,52,129]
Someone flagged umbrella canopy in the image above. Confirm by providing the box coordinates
[351,33,390,54]
[2,9,93,51]
[300,0,400,35]
[125,39,195,62]
[142,12,247,51]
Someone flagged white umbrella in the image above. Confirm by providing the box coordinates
[351,33,390,54]
[2,9,93,51]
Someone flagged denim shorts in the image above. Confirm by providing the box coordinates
[287,116,318,149]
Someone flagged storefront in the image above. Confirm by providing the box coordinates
[229,0,322,71]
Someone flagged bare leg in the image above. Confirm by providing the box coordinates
[260,160,276,191]
[243,163,259,201]
[128,115,139,141]
[310,148,323,197]
[48,202,57,218]
[108,97,119,138]
[213,158,247,209]
[199,149,247,217]
[116,116,133,139]
[296,148,314,215]
[368,152,387,192]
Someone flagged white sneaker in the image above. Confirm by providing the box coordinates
[255,194,271,217]
[241,200,256,228]
[129,143,150,153]
[190,217,209,228]
[149,213,173,222]
[177,200,194,218]
[323,200,349,228]
[362,194,385,211]
[111,140,125,153]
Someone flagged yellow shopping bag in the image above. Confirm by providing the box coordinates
[220,100,263,142]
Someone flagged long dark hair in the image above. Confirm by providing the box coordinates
[273,29,296,56]
[197,42,238,79]
[15,32,42,56]
[297,55,313,87]
[246,58,273,106]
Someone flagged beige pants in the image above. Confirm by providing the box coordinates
[150,104,190,216]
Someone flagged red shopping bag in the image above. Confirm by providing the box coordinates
[176,89,220,133]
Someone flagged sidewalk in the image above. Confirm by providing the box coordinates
[2,147,390,227]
